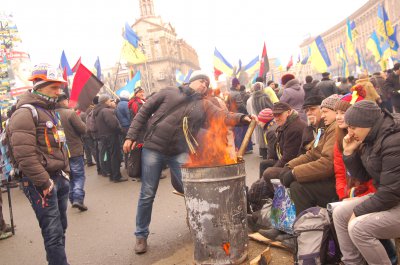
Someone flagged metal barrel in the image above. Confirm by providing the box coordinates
[182,162,248,265]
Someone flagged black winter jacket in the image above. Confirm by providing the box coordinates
[316,78,338,98]
[93,103,121,137]
[127,86,245,156]
[303,81,323,101]
[343,112,400,216]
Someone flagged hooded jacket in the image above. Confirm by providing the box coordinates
[56,105,87,158]
[343,112,400,216]
[8,92,70,190]
[280,79,306,120]
[127,86,245,156]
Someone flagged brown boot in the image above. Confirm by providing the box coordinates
[135,237,147,254]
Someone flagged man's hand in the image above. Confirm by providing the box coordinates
[243,114,258,123]
[123,139,136,153]
[343,134,362,156]
[279,169,296,188]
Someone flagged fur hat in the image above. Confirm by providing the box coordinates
[281,73,295,86]
[272,102,291,114]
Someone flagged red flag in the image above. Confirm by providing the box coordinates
[214,67,223,81]
[286,56,293,71]
[259,42,270,80]
[72,57,81,73]
[69,64,103,111]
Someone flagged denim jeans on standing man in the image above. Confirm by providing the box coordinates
[69,155,86,204]
[135,148,188,238]
[22,172,70,265]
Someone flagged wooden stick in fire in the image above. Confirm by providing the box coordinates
[237,119,257,161]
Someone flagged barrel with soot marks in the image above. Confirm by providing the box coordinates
[182,162,248,264]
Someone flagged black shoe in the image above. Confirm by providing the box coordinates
[87,162,96,167]
[281,237,296,252]
[72,202,88,211]
[114,176,128,183]
[258,228,284,240]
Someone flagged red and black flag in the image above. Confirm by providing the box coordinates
[62,67,70,98]
[69,64,103,111]
[72,57,81,73]
[259,42,270,81]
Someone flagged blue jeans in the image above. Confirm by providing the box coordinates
[135,148,188,238]
[22,172,70,265]
[69,156,86,204]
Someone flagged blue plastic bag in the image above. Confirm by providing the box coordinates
[270,179,296,234]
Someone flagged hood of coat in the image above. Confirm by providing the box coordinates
[93,102,110,117]
[285,79,301,90]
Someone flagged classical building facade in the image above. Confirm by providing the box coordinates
[299,0,400,79]
[111,0,200,94]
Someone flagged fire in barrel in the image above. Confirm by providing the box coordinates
[182,116,256,264]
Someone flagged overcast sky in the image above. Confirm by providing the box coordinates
[4,0,368,74]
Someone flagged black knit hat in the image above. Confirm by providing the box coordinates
[345,101,382,128]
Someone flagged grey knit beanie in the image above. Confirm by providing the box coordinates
[345,101,382,128]
[320,94,341,110]
[98,94,111,104]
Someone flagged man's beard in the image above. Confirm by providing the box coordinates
[307,115,317,126]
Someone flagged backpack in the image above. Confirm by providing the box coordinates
[86,109,97,134]
[293,207,341,265]
[2,104,39,180]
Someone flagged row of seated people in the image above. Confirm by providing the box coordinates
[248,84,400,265]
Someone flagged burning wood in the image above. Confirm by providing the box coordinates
[186,116,237,167]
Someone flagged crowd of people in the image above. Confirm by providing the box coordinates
[0,61,399,265]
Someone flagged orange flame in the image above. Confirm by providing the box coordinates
[186,115,237,167]
[222,242,230,256]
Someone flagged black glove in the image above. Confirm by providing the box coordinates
[279,169,295,188]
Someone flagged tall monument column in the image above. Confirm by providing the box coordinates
[139,0,155,17]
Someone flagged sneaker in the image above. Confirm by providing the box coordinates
[258,228,284,240]
[114,176,128,183]
[2,224,14,233]
[135,237,147,254]
[87,162,96,167]
[72,202,88,211]
[132,178,141,182]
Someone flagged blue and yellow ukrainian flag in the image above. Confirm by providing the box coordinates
[366,31,382,62]
[121,23,146,64]
[243,56,260,76]
[346,19,355,57]
[310,36,331,73]
[213,48,233,77]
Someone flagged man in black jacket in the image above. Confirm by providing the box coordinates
[316,72,338,98]
[94,94,127,183]
[383,63,400,112]
[123,70,251,254]
[333,101,400,265]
